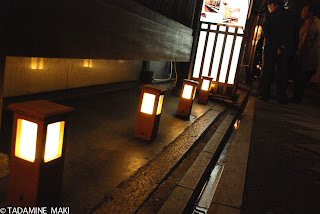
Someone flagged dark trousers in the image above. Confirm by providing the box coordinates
[260,51,288,101]
[294,69,315,100]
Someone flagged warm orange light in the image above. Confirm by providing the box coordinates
[38,58,44,69]
[31,58,44,70]
[141,93,156,115]
[193,86,197,99]
[156,95,164,115]
[201,79,210,91]
[44,121,65,163]
[84,59,93,68]
[233,119,241,130]
[15,119,38,162]
[182,84,193,99]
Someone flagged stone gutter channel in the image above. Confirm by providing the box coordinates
[191,95,254,214]
[93,89,250,214]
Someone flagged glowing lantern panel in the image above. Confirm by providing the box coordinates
[182,84,193,99]
[201,79,210,91]
[44,121,65,163]
[15,119,38,162]
[156,95,164,115]
[141,93,156,115]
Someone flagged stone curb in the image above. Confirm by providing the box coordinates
[157,109,238,214]
[207,96,255,214]
[93,106,226,214]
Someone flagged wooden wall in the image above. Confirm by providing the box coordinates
[5,0,193,62]
[130,0,199,28]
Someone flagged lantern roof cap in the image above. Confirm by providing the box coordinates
[183,79,199,85]
[8,100,74,120]
[140,84,168,94]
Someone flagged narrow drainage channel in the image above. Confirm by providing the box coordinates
[191,92,250,214]
[192,127,238,214]
[135,108,231,214]
[190,91,249,214]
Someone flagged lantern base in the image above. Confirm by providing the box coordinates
[174,113,194,121]
[134,114,161,141]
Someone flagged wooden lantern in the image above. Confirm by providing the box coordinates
[7,100,74,206]
[134,84,167,141]
[176,79,199,118]
[198,76,213,104]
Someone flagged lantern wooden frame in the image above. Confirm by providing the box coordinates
[176,79,199,118]
[7,100,74,206]
[134,84,167,141]
[198,76,213,104]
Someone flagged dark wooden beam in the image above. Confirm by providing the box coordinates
[7,0,193,62]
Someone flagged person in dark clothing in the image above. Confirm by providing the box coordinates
[292,5,320,103]
[260,0,296,104]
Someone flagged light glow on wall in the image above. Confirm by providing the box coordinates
[219,35,234,83]
[141,93,156,115]
[201,79,211,91]
[182,84,194,99]
[193,31,207,78]
[15,119,38,162]
[202,33,216,77]
[31,58,44,70]
[44,121,65,163]
[84,59,93,68]
[228,36,243,84]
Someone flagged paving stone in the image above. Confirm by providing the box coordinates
[212,161,247,209]
[203,132,224,154]
[244,96,255,115]
[178,151,213,190]
[227,118,253,165]
[157,186,193,214]
[207,203,240,214]
[216,120,232,134]
[212,103,226,112]
[227,137,250,166]
[224,110,237,122]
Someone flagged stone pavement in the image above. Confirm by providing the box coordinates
[0,81,244,214]
[242,87,320,214]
